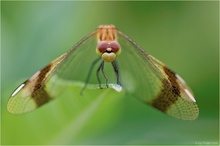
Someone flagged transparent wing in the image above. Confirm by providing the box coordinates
[116,30,199,120]
[7,30,99,114]
[8,27,199,120]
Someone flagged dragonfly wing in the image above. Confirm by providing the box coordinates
[7,25,199,120]
[117,30,199,120]
[7,31,98,114]
[7,54,67,114]
[148,55,199,120]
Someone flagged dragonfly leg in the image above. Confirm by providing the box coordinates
[112,60,121,86]
[100,62,109,88]
[80,57,101,95]
[97,61,108,88]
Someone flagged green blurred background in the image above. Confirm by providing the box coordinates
[1,1,219,145]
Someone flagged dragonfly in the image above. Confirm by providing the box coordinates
[7,25,199,120]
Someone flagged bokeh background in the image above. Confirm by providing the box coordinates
[1,1,219,145]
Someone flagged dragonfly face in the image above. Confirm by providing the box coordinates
[7,25,199,120]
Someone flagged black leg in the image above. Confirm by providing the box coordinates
[97,61,109,88]
[96,61,104,89]
[80,57,101,94]
[100,62,109,88]
[112,60,121,86]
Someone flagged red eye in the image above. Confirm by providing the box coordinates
[110,41,120,52]
[97,41,108,52]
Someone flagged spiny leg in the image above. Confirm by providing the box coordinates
[96,61,103,88]
[112,60,121,86]
[80,57,101,94]
[97,61,109,88]
[100,62,109,88]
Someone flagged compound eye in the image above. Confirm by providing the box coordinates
[97,41,109,53]
[110,41,120,53]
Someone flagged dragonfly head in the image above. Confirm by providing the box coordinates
[96,41,121,62]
